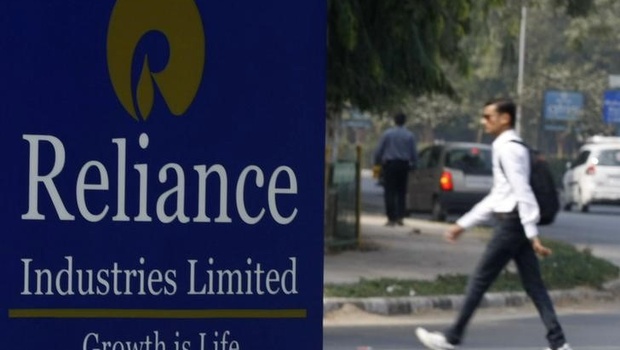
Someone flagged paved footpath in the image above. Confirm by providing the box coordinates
[324,214,489,284]
[323,213,620,316]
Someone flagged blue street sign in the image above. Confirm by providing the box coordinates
[603,90,620,124]
[0,1,325,349]
[543,123,568,132]
[543,90,584,121]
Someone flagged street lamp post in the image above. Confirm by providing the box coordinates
[516,5,527,136]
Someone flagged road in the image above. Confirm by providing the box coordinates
[362,170,620,267]
[324,301,620,350]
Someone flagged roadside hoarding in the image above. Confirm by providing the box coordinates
[542,90,584,132]
[0,1,325,349]
[603,90,620,124]
[543,90,584,121]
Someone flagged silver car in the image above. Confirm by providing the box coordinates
[407,142,493,221]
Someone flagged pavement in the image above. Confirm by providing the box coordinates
[323,211,620,318]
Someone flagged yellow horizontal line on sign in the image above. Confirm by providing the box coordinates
[9,308,307,319]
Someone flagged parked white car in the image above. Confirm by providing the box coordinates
[562,136,620,212]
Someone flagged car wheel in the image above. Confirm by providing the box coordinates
[577,202,589,213]
[560,189,571,211]
[431,198,447,222]
[576,188,589,213]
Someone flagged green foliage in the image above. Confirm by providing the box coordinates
[331,0,609,162]
[327,0,491,112]
[324,238,619,298]
[324,276,470,298]
[539,238,619,289]
[554,0,595,17]
[385,0,605,151]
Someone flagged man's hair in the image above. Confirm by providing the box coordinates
[485,98,516,127]
[393,113,407,126]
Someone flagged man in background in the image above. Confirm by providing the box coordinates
[374,113,417,226]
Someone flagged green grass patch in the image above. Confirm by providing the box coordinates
[324,238,620,298]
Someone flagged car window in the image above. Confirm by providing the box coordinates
[417,148,432,170]
[426,146,442,169]
[572,150,590,168]
[444,147,492,175]
[596,149,620,166]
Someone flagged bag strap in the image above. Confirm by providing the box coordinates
[498,139,528,177]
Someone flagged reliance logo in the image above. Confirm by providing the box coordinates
[107,0,206,120]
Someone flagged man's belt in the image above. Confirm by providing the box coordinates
[493,210,520,220]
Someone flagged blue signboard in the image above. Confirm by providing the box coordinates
[543,90,584,121]
[603,90,620,124]
[1,1,325,349]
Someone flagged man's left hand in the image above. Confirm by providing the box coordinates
[531,237,552,257]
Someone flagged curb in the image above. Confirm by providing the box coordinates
[324,283,620,316]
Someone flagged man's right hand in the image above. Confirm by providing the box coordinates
[444,224,465,243]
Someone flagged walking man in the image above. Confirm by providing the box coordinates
[415,98,572,350]
[374,113,417,226]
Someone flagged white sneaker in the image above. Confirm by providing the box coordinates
[415,327,455,350]
[544,344,573,350]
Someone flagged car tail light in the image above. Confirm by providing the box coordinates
[586,165,596,175]
[440,171,454,191]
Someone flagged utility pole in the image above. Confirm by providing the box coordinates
[516,4,527,136]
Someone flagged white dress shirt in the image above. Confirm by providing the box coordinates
[456,129,540,238]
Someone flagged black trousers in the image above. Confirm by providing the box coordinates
[444,216,567,349]
[382,160,410,222]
